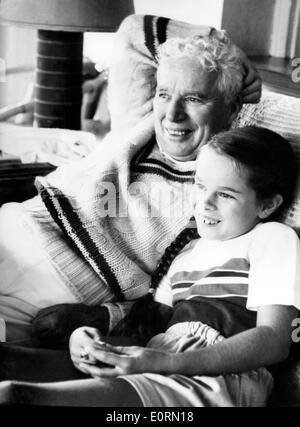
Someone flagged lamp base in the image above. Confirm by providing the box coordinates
[34,30,83,130]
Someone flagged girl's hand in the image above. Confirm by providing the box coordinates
[78,342,171,378]
[69,326,102,372]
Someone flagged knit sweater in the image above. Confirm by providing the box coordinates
[22,121,196,329]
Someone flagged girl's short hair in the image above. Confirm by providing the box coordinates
[205,126,298,220]
[157,31,245,105]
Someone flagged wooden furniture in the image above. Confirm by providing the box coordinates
[0,123,96,206]
[0,160,55,206]
[251,56,300,98]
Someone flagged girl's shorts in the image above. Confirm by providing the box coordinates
[120,321,274,407]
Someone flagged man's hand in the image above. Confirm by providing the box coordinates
[241,56,262,104]
[32,304,109,349]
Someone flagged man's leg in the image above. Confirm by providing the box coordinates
[0,378,143,407]
[0,343,84,382]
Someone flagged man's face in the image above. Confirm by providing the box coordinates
[153,56,232,161]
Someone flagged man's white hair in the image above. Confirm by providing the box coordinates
[157,30,245,105]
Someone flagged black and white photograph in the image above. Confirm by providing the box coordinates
[0,0,300,410]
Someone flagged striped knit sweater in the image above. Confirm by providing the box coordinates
[24,121,196,316]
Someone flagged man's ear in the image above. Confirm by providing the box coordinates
[258,194,283,219]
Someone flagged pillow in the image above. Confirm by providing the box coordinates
[233,90,300,234]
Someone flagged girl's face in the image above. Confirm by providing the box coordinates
[193,146,266,240]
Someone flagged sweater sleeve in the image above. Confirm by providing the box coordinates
[247,222,300,310]
[101,301,134,333]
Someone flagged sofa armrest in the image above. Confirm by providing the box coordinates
[268,343,300,407]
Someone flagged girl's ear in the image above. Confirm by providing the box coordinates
[258,194,283,219]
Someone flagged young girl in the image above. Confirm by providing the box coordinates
[1,126,300,407]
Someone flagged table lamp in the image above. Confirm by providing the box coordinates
[0,0,134,130]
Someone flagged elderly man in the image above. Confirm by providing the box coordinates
[0,32,271,407]
[0,29,259,348]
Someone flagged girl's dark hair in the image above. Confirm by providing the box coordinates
[207,126,298,221]
[151,221,199,289]
[115,220,199,343]
[120,126,298,344]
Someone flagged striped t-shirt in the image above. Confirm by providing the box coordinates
[155,222,300,338]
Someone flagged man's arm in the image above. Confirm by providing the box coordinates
[32,274,174,349]
[32,301,133,349]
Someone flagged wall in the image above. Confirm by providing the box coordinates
[0,25,35,107]
[222,0,275,55]
[0,1,293,109]
[0,25,6,105]
[133,0,224,28]
[84,0,225,69]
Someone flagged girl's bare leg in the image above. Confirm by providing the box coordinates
[0,377,143,407]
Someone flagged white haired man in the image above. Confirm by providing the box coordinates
[0,31,260,348]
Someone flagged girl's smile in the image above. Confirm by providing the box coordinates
[193,145,267,241]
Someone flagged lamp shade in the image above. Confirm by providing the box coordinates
[0,0,135,32]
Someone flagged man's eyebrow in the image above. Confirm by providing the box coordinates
[156,88,210,99]
[185,91,208,98]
